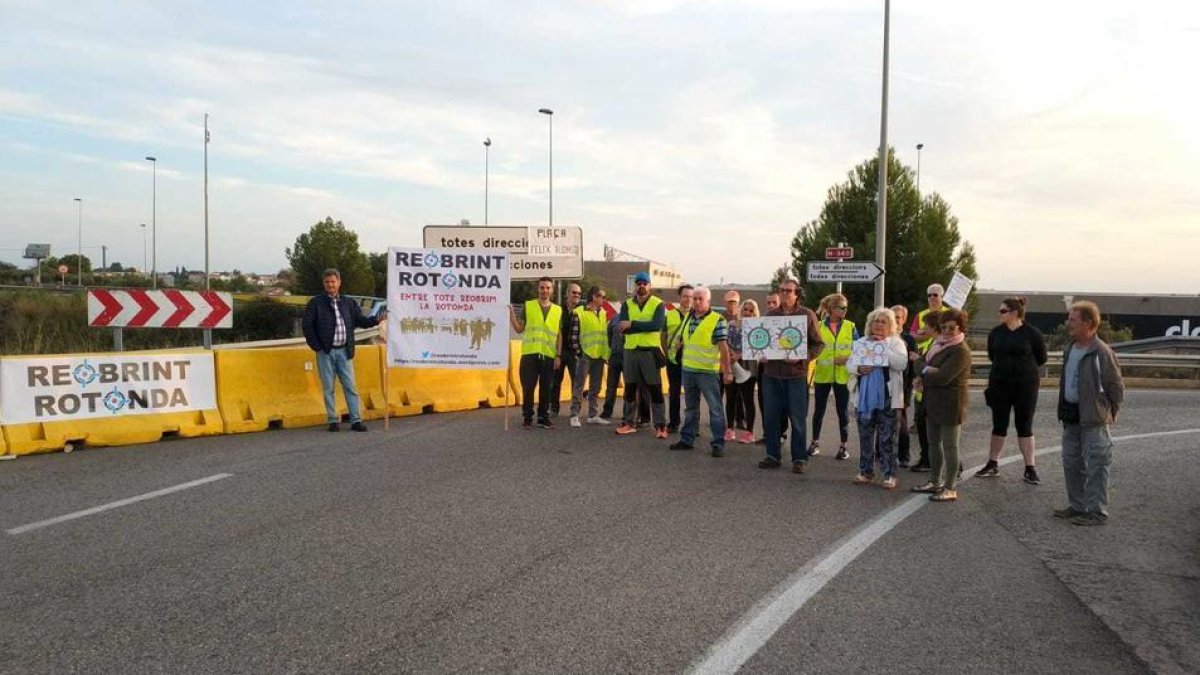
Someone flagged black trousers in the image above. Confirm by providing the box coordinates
[549,351,577,414]
[520,354,555,422]
[914,398,930,466]
[667,361,683,430]
[988,378,1039,437]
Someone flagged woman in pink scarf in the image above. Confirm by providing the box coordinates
[910,308,972,501]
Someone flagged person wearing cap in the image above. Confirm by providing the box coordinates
[615,271,669,438]
[669,286,734,456]
[757,278,825,474]
[508,276,563,429]
[662,284,695,434]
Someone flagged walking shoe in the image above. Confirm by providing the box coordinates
[881,476,898,490]
[808,440,821,456]
[711,446,725,458]
[1054,507,1083,519]
[724,429,736,442]
[853,473,874,484]
[910,462,931,473]
[587,416,611,425]
[975,462,1000,478]
[669,441,694,451]
[615,423,637,435]
[738,430,755,444]
[1071,512,1107,526]
[930,488,958,502]
[835,444,850,461]
[350,421,369,432]
[522,419,533,429]
[537,418,555,429]
[1023,466,1041,485]
[655,426,669,439]
[327,423,340,432]
[758,457,781,469]
[910,482,941,494]
[792,461,807,474]
[667,425,679,434]
[569,415,582,428]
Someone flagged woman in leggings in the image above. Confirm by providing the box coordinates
[976,296,1048,484]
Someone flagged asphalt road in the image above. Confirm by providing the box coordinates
[1,390,1196,674]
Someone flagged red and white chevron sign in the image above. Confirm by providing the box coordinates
[87,289,233,329]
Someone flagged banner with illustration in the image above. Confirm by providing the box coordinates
[740,315,809,361]
[0,353,216,424]
[386,247,510,368]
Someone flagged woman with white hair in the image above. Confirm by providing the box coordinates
[846,307,909,489]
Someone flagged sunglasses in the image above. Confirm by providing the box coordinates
[779,288,797,294]
[835,305,848,310]
[998,308,1010,314]
[635,281,649,286]
[928,293,941,298]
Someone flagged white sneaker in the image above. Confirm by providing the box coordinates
[569,415,582,428]
[587,416,610,425]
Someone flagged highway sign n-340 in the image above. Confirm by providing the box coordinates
[806,261,884,283]
[825,246,854,260]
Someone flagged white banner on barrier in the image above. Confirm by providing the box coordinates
[386,247,511,369]
[0,353,217,425]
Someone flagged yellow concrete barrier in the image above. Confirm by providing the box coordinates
[2,410,224,457]
[385,361,509,415]
[215,346,385,433]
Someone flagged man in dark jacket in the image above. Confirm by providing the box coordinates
[302,268,382,432]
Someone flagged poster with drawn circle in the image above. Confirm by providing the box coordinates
[854,340,889,366]
[739,316,808,360]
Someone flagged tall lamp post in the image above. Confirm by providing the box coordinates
[538,108,553,227]
[483,137,491,225]
[74,197,83,286]
[203,115,212,350]
[140,223,148,275]
[915,142,924,197]
[145,156,157,288]
[873,0,891,308]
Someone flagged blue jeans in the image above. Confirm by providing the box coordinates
[681,369,726,448]
[316,347,361,424]
[762,375,809,463]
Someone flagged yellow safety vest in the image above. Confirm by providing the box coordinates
[521,300,562,358]
[813,319,856,385]
[624,295,664,350]
[915,307,939,353]
[664,306,688,364]
[681,311,723,373]
[575,305,611,360]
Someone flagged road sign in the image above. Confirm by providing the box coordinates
[825,246,854,260]
[805,261,884,283]
[87,289,232,328]
[24,244,50,259]
[423,225,583,279]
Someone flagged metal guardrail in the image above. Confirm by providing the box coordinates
[971,351,1200,370]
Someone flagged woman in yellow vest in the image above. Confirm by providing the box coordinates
[810,293,858,460]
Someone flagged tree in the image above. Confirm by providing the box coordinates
[368,252,387,298]
[109,261,124,272]
[770,265,791,291]
[285,217,374,296]
[786,149,978,326]
[57,254,93,275]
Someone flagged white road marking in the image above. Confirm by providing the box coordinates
[6,473,233,535]
[687,427,1200,675]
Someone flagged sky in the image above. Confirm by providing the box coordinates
[2,0,1197,294]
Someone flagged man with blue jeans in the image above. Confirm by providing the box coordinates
[758,278,824,473]
[668,286,733,457]
[302,268,383,432]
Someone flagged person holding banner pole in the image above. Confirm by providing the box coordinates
[569,286,611,426]
[509,276,563,429]
[302,268,384,432]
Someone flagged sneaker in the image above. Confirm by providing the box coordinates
[615,423,637,435]
[930,488,958,502]
[569,415,582,428]
[522,419,533,429]
[655,427,669,440]
[910,482,941,494]
[975,462,1000,478]
[1071,512,1107,526]
[792,461,807,474]
[669,441,694,451]
[758,457,781,469]
[881,476,898,490]
[738,430,755,444]
[1023,467,1041,485]
[327,423,340,432]
[350,421,369,432]
[711,446,725,458]
[537,418,555,429]
[910,462,931,473]
[587,416,610,425]
[724,429,736,442]
[808,441,821,456]
[853,473,874,484]
[1054,507,1083,519]
[835,445,850,461]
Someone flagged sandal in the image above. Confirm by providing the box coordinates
[930,489,958,502]
[910,482,941,494]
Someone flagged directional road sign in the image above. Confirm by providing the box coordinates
[806,261,884,283]
[87,289,233,328]
[423,225,583,279]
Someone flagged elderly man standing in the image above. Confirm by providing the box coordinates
[910,283,946,352]
[669,287,733,456]
[615,271,669,438]
[302,268,383,432]
[1056,301,1125,526]
[758,278,824,473]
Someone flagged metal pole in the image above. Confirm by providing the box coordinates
[113,327,124,352]
[836,241,845,296]
[916,143,924,196]
[873,0,891,308]
[538,108,553,227]
[204,114,213,350]
[146,156,157,289]
[484,137,491,225]
[74,197,82,286]
[101,245,107,279]
[141,224,147,277]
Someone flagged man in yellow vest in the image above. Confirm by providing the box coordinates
[568,286,612,427]
[662,283,695,434]
[669,286,734,456]
[615,271,669,438]
[508,276,563,429]
[910,282,946,352]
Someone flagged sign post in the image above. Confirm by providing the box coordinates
[825,243,854,294]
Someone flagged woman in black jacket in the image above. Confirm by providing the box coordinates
[976,297,1048,484]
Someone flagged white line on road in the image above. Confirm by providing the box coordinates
[687,427,1200,675]
[6,473,233,536]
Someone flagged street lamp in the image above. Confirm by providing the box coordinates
[916,143,924,196]
[74,197,82,286]
[140,223,148,276]
[483,137,491,225]
[538,108,553,227]
[145,155,157,289]
[873,0,891,308]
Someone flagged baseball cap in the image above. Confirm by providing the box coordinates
[634,271,651,284]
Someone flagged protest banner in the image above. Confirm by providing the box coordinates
[741,315,809,361]
[943,271,976,310]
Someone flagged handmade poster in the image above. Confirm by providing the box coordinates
[740,316,809,361]
[942,271,976,310]
[853,340,890,366]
